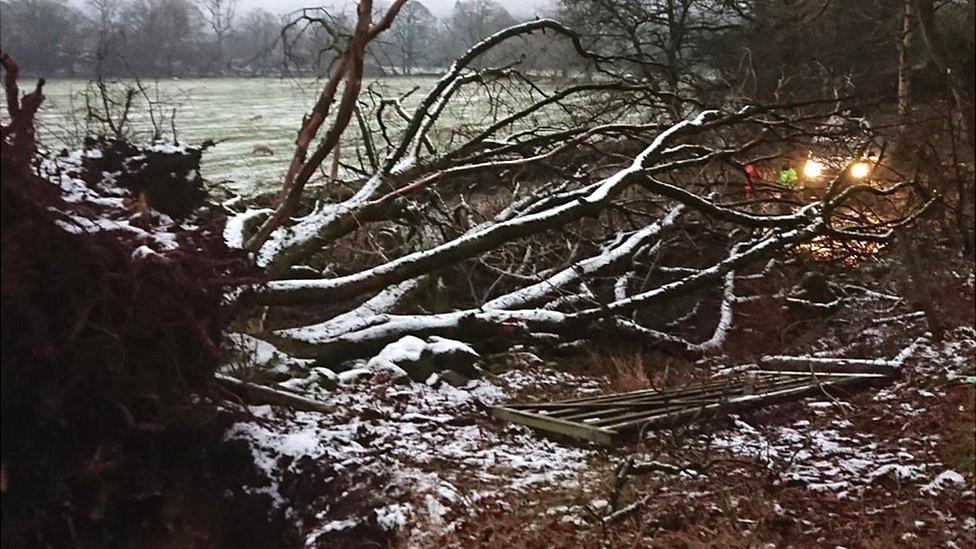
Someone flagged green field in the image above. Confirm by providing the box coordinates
[20,77,456,194]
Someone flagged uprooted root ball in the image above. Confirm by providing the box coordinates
[0,139,268,545]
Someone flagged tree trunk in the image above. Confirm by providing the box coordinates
[897,0,912,122]
[913,0,976,151]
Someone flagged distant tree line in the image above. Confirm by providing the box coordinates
[0,0,549,77]
[0,0,972,117]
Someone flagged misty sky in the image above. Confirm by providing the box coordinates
[233,0,552,18]
[61,0,555,23]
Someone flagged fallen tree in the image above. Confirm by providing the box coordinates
[224,18,937,381]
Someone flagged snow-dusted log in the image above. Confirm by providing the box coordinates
[252,118,674,276]
[688,266,738,353]
[273,278,421,343]
[758,356,899,375]
[760,337,925,375]
[252,173,396,272]
[269,308,568,361]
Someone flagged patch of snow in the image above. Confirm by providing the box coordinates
[131,245,159,259]
[866,463,926,482]
[226,366,602,545]
[148,141,188,154]
[426,335,478,358]
[375,502,412,530]
[707,416,938,496]
[338,368,373,384]
[921,470,966,495]
[223,208,272,249]
[369,335,427,366]
[278,367,338,393]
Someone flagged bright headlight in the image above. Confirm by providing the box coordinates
[803,159,823,178]
[850,161,871,179]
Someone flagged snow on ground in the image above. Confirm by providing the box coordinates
[605,325,976,547]
[224,366,605,546]
[226,297,975,546]
[706,409,936,497]
[693,329,974,499]
[38,143,196,253]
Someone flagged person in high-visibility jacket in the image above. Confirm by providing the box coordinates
[743,164,762,199]
[778,165,798,188]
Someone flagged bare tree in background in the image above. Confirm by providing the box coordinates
[197,0,238,73]
[0,0,83,75]
[124,0,199,76]
[912,0,975,149]
[387,0,436,74]
[233,8,283,74]
[557,0,741,118]
[446,0,517,54]
[88,0,124,73]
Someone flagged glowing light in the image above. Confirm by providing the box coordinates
[850,161,871,179]
[802,159,823,178]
